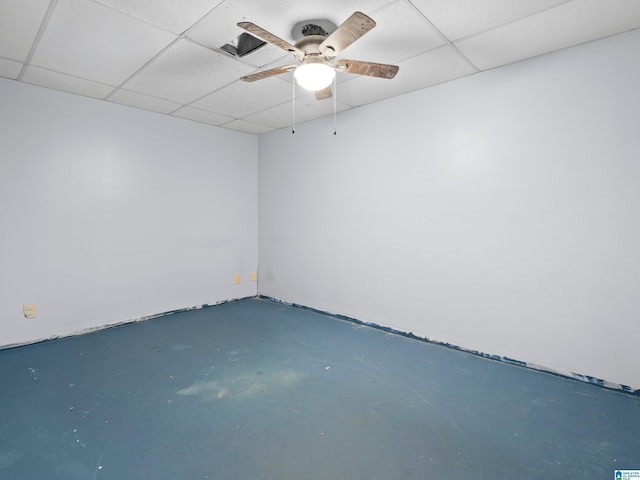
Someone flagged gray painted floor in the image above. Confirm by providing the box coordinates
[0,297,638,479]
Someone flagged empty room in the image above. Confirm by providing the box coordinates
[1,1,639,478]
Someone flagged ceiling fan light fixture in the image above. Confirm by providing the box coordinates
[294,63,335,91]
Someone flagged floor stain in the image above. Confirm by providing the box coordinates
[177,368,301,401]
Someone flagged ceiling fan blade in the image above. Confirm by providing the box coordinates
[314,86,332,100]
[240,64,297,82]
[237,22,303,58]
[334,59,399,79]
[319,12,376,57]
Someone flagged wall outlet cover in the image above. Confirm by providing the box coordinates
[23,304,37,319]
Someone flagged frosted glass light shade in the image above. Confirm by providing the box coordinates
[294,63,335,91]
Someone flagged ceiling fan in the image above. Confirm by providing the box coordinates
[237,11,399,100]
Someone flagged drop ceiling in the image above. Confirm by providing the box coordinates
[2,0,640,135]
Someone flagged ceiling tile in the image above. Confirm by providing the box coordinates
[455,0,640,71]
[243,94,351,130]
[193,77,293,117]
[124,39,254,104]
[0,58,24,80]
[22,65,115,98]
[0,0,50,61]
[410,0,569,41]
[336,0,446,64]
[337,45,476,106]
[185,6,286,69]
[230,48,291,71]
[30,0,177,85]
[93,0,225,34]
[222,119,274,135]
[108,89,182,114]
[171,106,234,126]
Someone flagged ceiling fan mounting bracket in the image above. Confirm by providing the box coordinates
[291,19,338,41]
[301,24,328,37]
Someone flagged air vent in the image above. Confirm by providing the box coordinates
[221,33,266,58]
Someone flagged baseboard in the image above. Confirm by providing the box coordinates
[259,295,639,397]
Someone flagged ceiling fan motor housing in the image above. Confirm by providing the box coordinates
[301,24,329,37]
[294,34,328,59]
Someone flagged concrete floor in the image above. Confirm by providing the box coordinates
[0,297,638,479]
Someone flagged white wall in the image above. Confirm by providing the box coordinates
[0,79,258,347]
[258,28,640,390]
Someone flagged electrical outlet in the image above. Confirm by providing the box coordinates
[23,304,37,319]
[234,274,241,284]
[251,271,257,281]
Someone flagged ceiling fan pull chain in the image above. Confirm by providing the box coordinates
[333,76,337,135]
[292,78,296,134]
